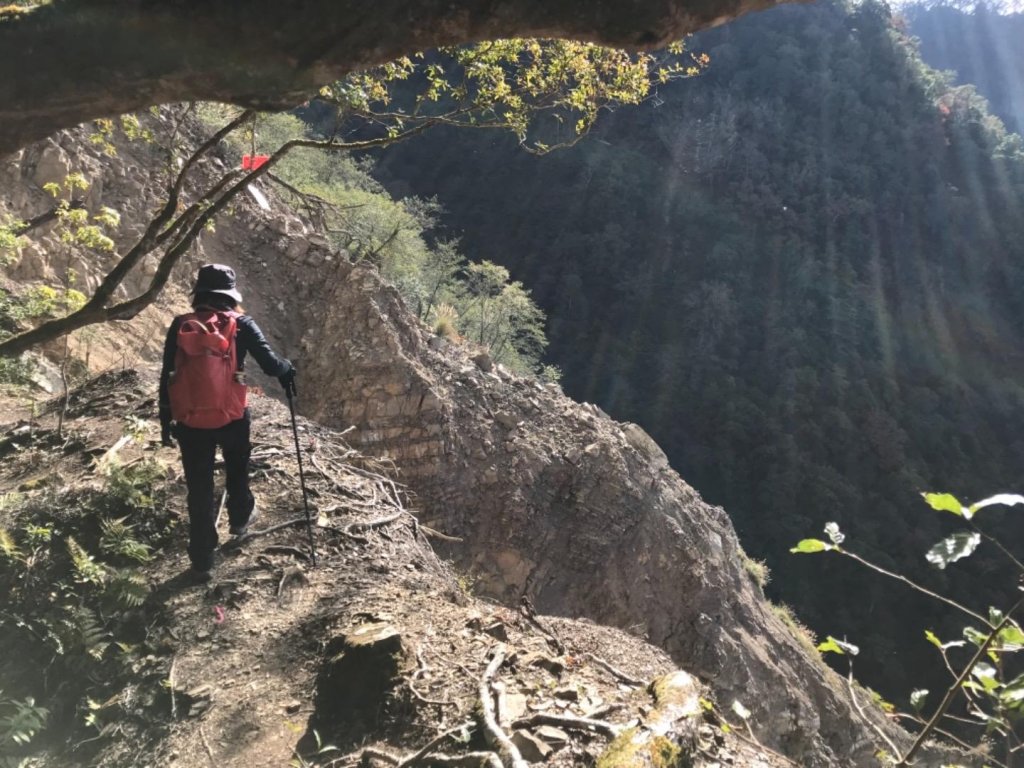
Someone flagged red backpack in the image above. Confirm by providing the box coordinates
[168,310,247,429]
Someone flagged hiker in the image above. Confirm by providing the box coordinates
[158,264,296,580]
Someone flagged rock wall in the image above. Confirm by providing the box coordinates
[295,266,957,767]
[296,262,449,480]
[0,113,326,386]
[0,123,197,379]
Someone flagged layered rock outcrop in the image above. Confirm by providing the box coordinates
[297,263,956,767]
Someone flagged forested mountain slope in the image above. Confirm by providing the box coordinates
[907,2,1024,135]
[371,0,1024,700]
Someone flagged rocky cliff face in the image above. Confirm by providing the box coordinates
[295,264,955,766]
[1,115,961,766]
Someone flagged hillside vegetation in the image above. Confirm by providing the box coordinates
[371,0,1024,700]
[907,2,1024,135]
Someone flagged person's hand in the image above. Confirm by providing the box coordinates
[159,408,175,448]
[161,423,175,448]
[279,364,297,397]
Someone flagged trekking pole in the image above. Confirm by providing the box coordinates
[285,384,317,567]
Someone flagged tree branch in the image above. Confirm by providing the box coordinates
[0,0,782,156]
[88,109,254,310]
[839,549,991,627]
[898,597,1024,766]
[14,199,86,236]
[0,120,437,358]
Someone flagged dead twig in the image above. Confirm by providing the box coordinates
[344,462,406,501]
[262,545,310,561]
[419,754,503,768]
[277,566,309,600]
[323,511,407,544]
[407,682,457,706]
[310,452,361,498]
[221,517,308,548]
[168,654,177,720]
[214,489,227,529]
[398,721,476,767]
[347,511,404,535]
[479,645,528,768]
[199,724,216,767]
[95,434,132,470]
[519,596,564,654]
[408,645,457,706]
[325,746,401,767]
[420,525,463,543]
[584,652,643,688]
[584,702,625,720]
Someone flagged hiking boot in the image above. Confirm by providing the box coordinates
[229,507,257,537]
[187,566,213,584]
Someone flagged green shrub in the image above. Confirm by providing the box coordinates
[0,692,48,762]
[0,457,174,751]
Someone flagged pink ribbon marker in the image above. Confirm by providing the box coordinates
[213,605,226,624]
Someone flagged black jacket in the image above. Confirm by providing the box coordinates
[159,309,291,420]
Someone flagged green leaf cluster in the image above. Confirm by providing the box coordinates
[325,39,706,153]
[795,490,1024,755]
[0,692,47,754]
[0,457,174,748]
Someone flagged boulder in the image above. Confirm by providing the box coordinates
[32,141,71,190]
[472,351,493,372]
[511,730,553,762]
[13,243,55,281]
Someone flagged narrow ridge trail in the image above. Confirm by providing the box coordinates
[0,370,788,768]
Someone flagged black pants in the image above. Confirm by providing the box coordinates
[175,410,255,570]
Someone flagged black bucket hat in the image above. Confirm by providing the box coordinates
[191,263,242,303]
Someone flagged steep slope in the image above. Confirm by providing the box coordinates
[0,121,797,768]
[907,3,1024,135]
[1,111,964,765]
[1,371,791,768]
[370,0,1024,702]
[295,258,959,765]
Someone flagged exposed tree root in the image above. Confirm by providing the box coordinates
[479,645,529,768]
[420,525,463,542]
[409,645,457,706]
[220,517,308,548]
[510,712,620,738]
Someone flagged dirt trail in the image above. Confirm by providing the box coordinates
[0,370,789,768]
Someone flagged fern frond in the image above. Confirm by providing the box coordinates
[104,569,149,608]
[99,517,152,563]
[76,610,107,650]
[66,536,107,586]
[57,607,110,660]
[0,527,20,560]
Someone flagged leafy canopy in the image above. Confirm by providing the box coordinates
[319,38,706,152]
